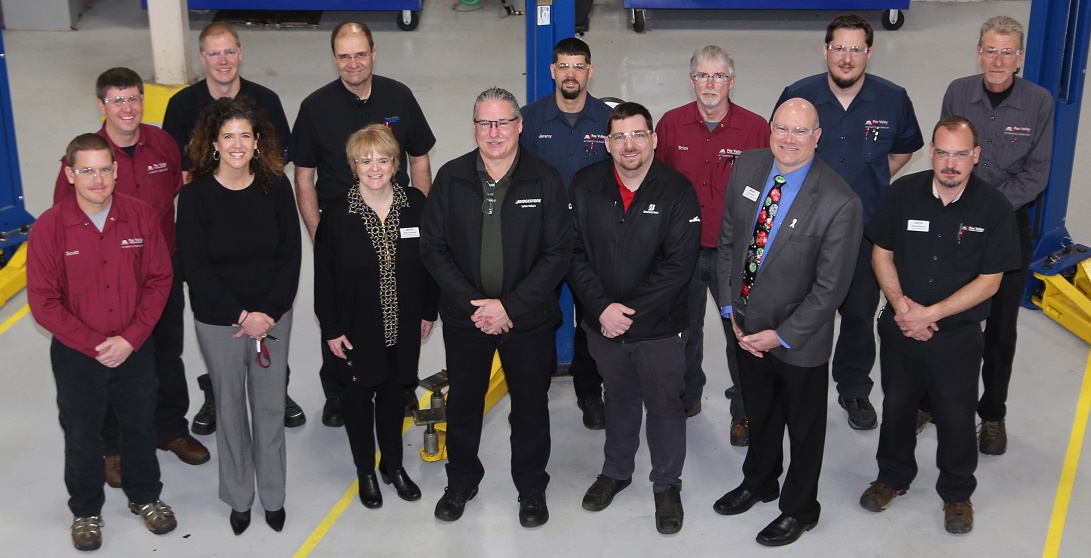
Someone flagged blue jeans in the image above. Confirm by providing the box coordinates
[685,248,745,417]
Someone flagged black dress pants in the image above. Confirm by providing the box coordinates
[343,348,406,475]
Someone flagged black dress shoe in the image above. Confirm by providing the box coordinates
[284,395,306,428]
[358,473,383,509]
[838,396,878,430]
[265,508,285,532]
[434,487,478,522]
[192,398,216,435]
[653,486,684,534]
[576,398,606,430]
[582,474,632,511]
[379,466,421,501]
[322,398,346,428]
[518,493,549,528]
[713,485,779,516]
[756,514,817,547]
[229,509,251,536]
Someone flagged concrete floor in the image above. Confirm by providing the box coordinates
[2,0,1090,556]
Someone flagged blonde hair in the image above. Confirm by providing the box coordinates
[345,124,401,177]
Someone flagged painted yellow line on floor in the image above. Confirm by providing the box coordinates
[0,304,30,336]
[1043,350,1091,557]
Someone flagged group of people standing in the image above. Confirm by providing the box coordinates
[25,10,1050,553]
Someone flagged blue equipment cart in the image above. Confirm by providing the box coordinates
[624,1,910,32]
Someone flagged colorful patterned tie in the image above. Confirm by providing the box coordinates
[740,174,785,306]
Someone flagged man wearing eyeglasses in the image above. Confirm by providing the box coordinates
[775,14,924,432]
[655,45,769,440]
[520,37,612,431]
[567,102,700,534]
[714,99,861,547]
[421,87,571,528]
[161,21,302,437]
[938,15,1054,457]
[859,116,1019,534]
[52,68,210,480]
[292,21,436,429]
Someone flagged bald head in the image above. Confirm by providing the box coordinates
[770,98,822,174]
[330,21,374,51]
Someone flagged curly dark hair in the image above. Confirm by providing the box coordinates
[187,97,284,194]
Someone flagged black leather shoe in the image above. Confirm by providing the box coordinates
[582,474,632,511]
[192,398,216,435]
[434,487,478,522]
[576,398,606,430]
[518,493,549,528]
[653,486,684,534]
[358,473,383,509]
[229,509,251,536]
[284,395,306,428]
[838,396,878,430]
[265,508,285,532]
[713,485,779,516]
[322,398,345,428]
[756,513,817,547]
[380,466,421,501]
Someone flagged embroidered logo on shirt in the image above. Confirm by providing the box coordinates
[689,215,701,223]
[515,198,541,208]
[539,134,552,139]
[384,117,400,128]
[120,238,144,248]
[583,134,606,145]
[643,204,659,215]
[1004,126,1032,137]
[147,162,170,175]
[676,145,690,151]
[864,119,890,141]
[65,250,80,256]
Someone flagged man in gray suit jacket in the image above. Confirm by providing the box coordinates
[713,99,862,547]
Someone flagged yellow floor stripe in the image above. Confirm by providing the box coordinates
[0,304,30,336]
[1043,350,1091,557]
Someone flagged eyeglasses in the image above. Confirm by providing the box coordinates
[608,130,653,143]
[355,157,393,166]
[474,117,519,132]
[71,166,114,178]
[202,49,239,61]
[772,124,818,138]
[554,62,588,72]
[101,95,144,106]
[933,148,975,161]
[482,181,497,215]
[691,72,733,83]
[979,47,1022,60]
[336,52,371,62]
[827,44,871,57]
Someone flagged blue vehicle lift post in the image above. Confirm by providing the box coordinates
[0,28,35,306]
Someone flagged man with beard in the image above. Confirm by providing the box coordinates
[655,45,769,439]
[938,15,1054,456]
[520,37,612,430]
[859,117,1019,535]
[776,14,923,431]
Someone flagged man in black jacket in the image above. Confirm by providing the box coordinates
[420,86,572,528]
[567,102,701,534]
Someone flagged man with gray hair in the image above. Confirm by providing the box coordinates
[421,86,572,527]
[655,45,769,443]
[937,15,1054,456]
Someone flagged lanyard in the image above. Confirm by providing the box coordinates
[256,338,271,368]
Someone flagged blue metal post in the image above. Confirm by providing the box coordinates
[0,28,35,261]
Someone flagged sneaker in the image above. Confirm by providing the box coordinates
[322,398,346,428]
[859,481,906,512]
[71,516,103,551]
[979,420,1007,455]
[943,500,973,534]
[582,474,632,512]
[916,409,934,434]
[576,398,606,430]
[653,486,684,534]
[192,398,216,435]
[129,500,177,535]
[104,455,122,488]
[729,418,749,447]
[285,395,306,428]
[518,493,549,528]
[838,396,878,430]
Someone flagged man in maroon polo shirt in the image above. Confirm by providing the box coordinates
[53,68,208,486]
[30,133,180,551]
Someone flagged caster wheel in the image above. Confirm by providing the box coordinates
[632,9,646,33]
[880,9,905,31]
[397,10,420,31]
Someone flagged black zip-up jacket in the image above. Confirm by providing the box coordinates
[421,148,573,336]
[567,158,701,342]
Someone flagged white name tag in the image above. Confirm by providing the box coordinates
[907,220,930,232]
[400,227,420,238]
[742,186,760,202]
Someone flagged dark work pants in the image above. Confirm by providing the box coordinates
[586,327,688,492]
[443,326,554,496]
[104,254,189,453]
[569,294,604,401]
[343,348,406,475]
[979,207,1032,421]
[876,309,981,503]
[686,248,744,416]
[737,348,828,524]
[831,238,881,400]
[53,338,162,517]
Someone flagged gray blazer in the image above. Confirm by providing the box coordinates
[717,148,863,368]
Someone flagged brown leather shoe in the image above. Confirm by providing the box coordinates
[684,403,702,418]
[943,500,973,534]
[104,455,122,488]
[729,418,749,447]
[859,480,906,512]
[158,435,210,465]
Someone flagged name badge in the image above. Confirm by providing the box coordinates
[907,220,930,232]
[400,227,420,238]
[742,186,760,202]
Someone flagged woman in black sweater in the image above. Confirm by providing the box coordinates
[176,97,300,535]
[314,124,437,509]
